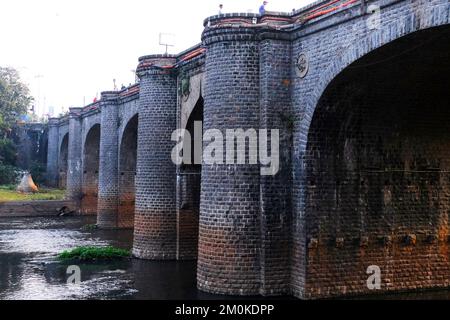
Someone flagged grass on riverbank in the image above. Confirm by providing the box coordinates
[58,246,131,261]
[0,185,65,202]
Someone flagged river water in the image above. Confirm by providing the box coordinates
[0,216,448,300]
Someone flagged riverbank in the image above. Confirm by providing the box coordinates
[0,200,77,218]
[0,185,65,202]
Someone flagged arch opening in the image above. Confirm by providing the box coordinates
[177,96,203,260]
[118,114,139,229]
[82,124,101,215]
[303,26,450,296]
[58,134,69,189]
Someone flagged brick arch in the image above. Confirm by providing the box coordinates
[118,114,139,228]
[58,133,69,189]
[81,123,101,215]
[298,23,450,298]
[302,8,450,141]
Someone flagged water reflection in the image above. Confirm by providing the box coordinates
[0,217,137,300]
[0,217,448,300]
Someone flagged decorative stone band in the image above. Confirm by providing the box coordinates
[58,116,69,126]
[82,102,100,113]
[201,12,300,45]
[136,54,177,77]
[203,14,294,34]
[202,0,362,32]
[47,118,60,127]
[100,91,120,103]
[68,107,83,119]
[136,49,206,76]
[119,84,140,98]
[204,12,293,28]
[202,27,260,45]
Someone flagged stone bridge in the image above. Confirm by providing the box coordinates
[46,0,450,299]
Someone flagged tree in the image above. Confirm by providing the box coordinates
[0,138,17,165]
[0,67,33,176]
[0,67,33,138]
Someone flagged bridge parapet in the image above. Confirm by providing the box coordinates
[47,117,59,127]
[119,84,140,99]
[202,0,364,33]
[82,102,100,114]
[137,54,177,76]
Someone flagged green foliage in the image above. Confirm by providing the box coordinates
[0,186,65,201]
[0,67,33,136]
[181,77,190,96]
[29,161,46,185]
[0,184,16,191]
[0,164,20,185]
[58,246,131,261]
[0,138,17,166]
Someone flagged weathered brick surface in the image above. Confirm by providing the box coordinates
[132,55,178,259]
[46,0,450,300]
[290,0,450,299]
[118,113,138,228]
[66,108,83,208]
[97,92,120,228]
[258,37,292,296]
[177,170,201,260]
[198,28,262,295]
[81,123,100,215]
[301,24,450,298]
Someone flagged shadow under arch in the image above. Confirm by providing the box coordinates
[302,10,450,140]
[118,113,139,229]
[82,124,101,215]
[301,25,450,297]
[58,133,69,189]
[177,96,203,260]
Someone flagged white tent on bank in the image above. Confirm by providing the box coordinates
[16,173,39,193]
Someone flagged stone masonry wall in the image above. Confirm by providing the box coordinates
[133,56,178,259]
[302,25,450,298]
[259,35,293,296]
[97,92,120,228]
[66,108,83,206]
[46,0,450,300]
[198,28,262,296]
[290,0,450,298]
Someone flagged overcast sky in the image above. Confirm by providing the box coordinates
[0,0,315,117]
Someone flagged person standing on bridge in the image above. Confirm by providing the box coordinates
[259,1,268,15]
[218,4,224,15]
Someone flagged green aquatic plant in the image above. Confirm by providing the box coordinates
[58,246,130,261]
